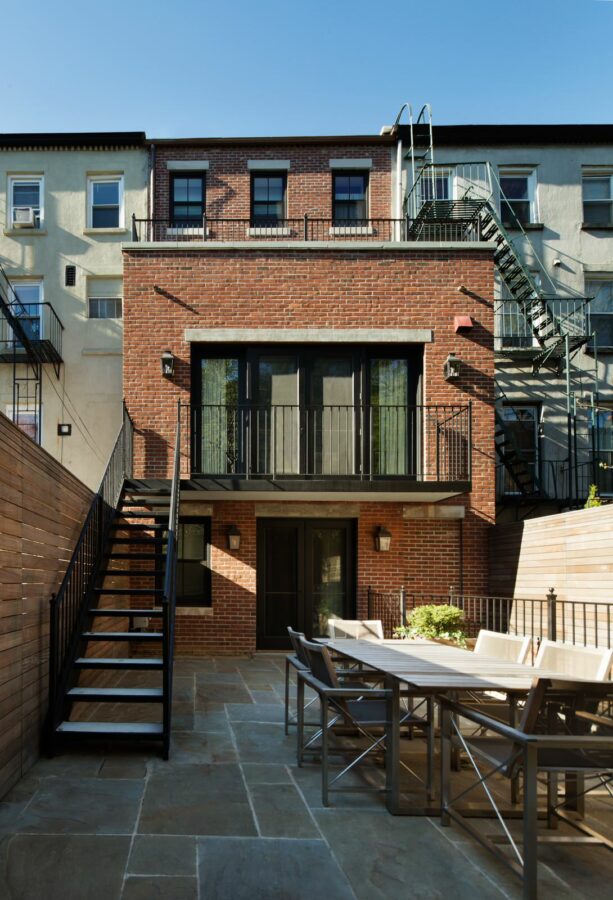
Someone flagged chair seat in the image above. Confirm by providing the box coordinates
[343,698,427,728]
[456,736,613,772]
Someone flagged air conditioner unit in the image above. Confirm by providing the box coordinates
[12,207,35,227]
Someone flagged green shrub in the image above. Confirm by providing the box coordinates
[585,484,602,509]
[394,603,467,646]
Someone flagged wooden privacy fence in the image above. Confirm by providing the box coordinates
[367,587,613,652]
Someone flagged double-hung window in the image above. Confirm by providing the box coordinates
[10,281,43,343]
[499,168,537,228]
[9,176,43,228]
[332,172,368,223]
[583,171,613,226]
[88,176,123,228]
[88,297,122,319]
[251,173,286,226]
[586,278,613,349]
[170,173,206,226]
[5,404,40,443]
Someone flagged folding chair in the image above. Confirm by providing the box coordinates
[297,637,434,806]
[440,678,613,900]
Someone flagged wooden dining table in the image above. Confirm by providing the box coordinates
[326,638,547,815]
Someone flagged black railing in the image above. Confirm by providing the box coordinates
[130,214,482,244]
[494,298,590,350]
[367,587,613,653]
[46,403,133,744]
[162,403,181,759]
[0,301,63,364]
[496,455,613,505]
[187,403,471,482]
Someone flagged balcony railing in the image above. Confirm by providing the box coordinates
[186,403,471,484]
[0,301,63,365]
[494,298,590,350]
[130,215,484,244]
[496,453,613,505]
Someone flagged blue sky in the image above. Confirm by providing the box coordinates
[3,0,613,136]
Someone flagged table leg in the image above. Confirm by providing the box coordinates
[385,675,400,814]
[523,744,538,900]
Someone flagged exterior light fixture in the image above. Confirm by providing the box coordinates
[374,525,392,552]
[443,352,461,381]
[161,349,175,378]
[227,524,241,551]
[57,423,72,436]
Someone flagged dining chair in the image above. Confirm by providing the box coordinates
[534,640,613,681]
[475,629,532,665]
[327,619,384,641]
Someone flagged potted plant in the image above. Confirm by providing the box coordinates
[585,484,603,509]
[394,604,467,647]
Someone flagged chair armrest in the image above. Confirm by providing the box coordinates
[438,695,532,743]
[299,670,390,699]
[575,710,613,730]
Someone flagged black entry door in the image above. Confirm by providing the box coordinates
[256,519,356,649]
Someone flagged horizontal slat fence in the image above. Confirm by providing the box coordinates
[0,412,93,798]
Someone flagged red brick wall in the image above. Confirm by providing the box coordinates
[153,141,392,220]
[122,246,495,653]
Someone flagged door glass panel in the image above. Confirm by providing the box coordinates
[370,359,408,475]
[264,525,299,637]
[12,282,42,343]
[201,358,239,473]
[257,356,299,474]
[501,406,538,494]
[310,527,346,638]
[310,357,354,474]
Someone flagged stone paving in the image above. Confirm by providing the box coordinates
[0,654,612,899]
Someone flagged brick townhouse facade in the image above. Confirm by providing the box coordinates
[122,134,496,655]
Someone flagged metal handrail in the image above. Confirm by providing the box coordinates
[162,402,181,759]
[46,402,133,744]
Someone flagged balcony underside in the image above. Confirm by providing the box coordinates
[0,340,63,366]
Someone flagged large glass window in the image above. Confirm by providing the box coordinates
[171,174,206,225]
[251,174,286,225]
[257,355,299,474]
[332,172,368,223]
[370,359,409,475]
[9,177,43,228]
[499,169,536,227]
[583,173,613,226]
[200,357,239,472]
[586,279,613,349]
[88,176,123,228]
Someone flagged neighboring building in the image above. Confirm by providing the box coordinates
[394,122,613,521]
[122,132,496,654]
[0,132,148,488]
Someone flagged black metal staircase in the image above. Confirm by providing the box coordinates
[47,405,181,759]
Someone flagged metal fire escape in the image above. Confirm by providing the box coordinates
[403,144,595,503]
[0,262,63,441]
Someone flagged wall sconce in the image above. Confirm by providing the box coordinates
[161,349,175,378]
[374,525,392,552]
[443,352,461,381]
[227,524,241,551]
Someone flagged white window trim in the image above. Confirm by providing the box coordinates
[498,167,538,225]
[87,174,124,229]
[585,275,613,349]
[9,279,44,340]
[5,403,41,444]
[8,175,44,229]
[416,166,455,205]
[166,160,210,171]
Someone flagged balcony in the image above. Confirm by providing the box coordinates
[496,453,613,505]
[0,301,63,366]
[494,298,590,355]
[184,403,471,497]
[130,215,485,244]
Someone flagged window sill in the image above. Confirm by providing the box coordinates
[581,224,613,232]
[248,226,291,237]
[4,228,47,236]
[166,226,210,237]
[503,223,544,232]
[329,225,374,236]
[83,227,128,235]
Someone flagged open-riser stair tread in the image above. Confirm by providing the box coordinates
[94,587,164,595]
[57,722,164,736]
[81,631,163,641]
[74,657,164,669]
[88,608,163,617]
[67,687,163,701]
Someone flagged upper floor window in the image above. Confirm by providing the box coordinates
[87,175,123,228]
[10,280,43,342]
[332,172,368,223]
[9,176,43,229]
[586,278,613,349]
[418,167,452,204]
[499,168,537,228]
[170,173,206,225]
[88,297,122,319]
[583,172,613,226]
[251,173,286,225]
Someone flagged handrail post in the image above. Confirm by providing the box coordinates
[400,586,406,627]
[303,213,308,241]
[367,585,372,619]
[48,592,57,730]
[547,587,557,642]
[203,213,208,241]
[131,213,138,242]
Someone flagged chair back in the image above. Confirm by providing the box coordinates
[287,627,309,667]
[327,619,384,641]
[300,637,340,689]
[534,639,613,681]
[474,630,531,665]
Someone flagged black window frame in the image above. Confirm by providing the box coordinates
[250,171,287,226]
[170,172,207,226]
[332,170,369,224]
[157,515,212,608]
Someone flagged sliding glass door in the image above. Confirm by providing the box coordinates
[369,357,409,475]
